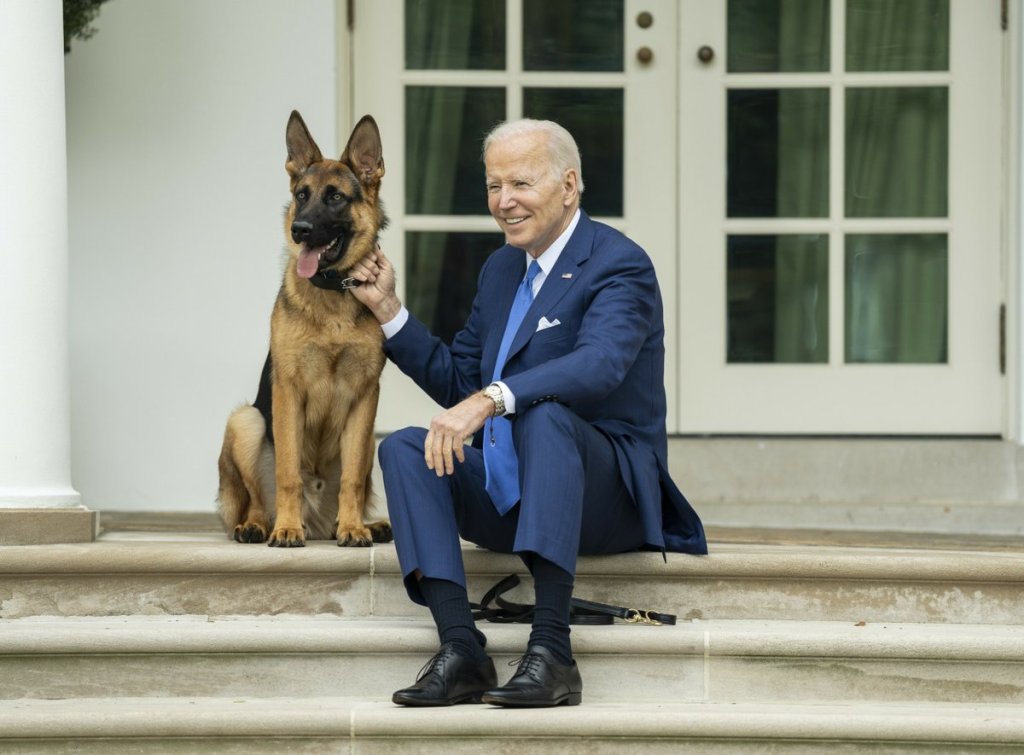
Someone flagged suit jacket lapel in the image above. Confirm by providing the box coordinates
[503,213,595,368]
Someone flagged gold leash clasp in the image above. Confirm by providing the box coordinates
[624,608,662,626]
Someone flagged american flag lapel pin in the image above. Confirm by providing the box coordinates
[561,273,573,279]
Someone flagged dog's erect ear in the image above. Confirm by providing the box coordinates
[341,115,385,186]
[285,111,324,177]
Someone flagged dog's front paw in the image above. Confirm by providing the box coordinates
[336,525,374,547]
[369,520,393,543]
[233,522,268,544]
[268,526,306,547]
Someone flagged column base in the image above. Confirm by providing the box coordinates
[0,508,98,545]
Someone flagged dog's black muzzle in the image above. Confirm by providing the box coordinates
[291,220,315,244]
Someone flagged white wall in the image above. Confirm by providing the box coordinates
[65,0,337,511]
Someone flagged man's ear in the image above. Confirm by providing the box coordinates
[341,115,385,186]
[285,110,323,178]
[562,169,580,206]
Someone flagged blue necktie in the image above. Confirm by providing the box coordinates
[484,260,541,514]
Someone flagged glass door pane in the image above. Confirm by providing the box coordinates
[523,87,624,216]
[405,86,505,215]
[727,88,830,218]
[846,0,949,72]
[727,234,829,363]
[845,234,948,363]
[523,0,624,72]
[727,0,831,73]
[405,0,506,70]
[845,87,948,218]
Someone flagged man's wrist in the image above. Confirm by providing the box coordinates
[372,296,403,325]
[481,383,505,417]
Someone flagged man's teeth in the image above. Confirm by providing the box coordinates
[506,217,526,225]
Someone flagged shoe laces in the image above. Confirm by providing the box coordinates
[416,644,458,682]
[508,651,545,683]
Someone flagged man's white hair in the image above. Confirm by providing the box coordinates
[482,119,585,194]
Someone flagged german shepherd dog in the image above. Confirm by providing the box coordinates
[217,111,393,548]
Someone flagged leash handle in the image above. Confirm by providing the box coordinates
[470,574,677,626]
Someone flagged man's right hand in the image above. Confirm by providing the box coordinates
[349,244,402,324]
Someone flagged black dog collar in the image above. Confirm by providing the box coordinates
[308,268,358,292]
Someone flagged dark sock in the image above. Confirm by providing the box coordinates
[418,577,489,664]
[526,555,574,666]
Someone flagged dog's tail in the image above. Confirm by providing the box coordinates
[217,404,270,537]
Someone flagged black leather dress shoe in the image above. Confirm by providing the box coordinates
[481,645,583,707]
[392,642,497,706]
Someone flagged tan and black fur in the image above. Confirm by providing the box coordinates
[217,111,392,547]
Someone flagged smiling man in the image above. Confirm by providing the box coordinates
[349,119,707,708]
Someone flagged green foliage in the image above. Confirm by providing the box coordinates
[64,0,111,53]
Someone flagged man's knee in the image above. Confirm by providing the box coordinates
[378,426,427,467]
[512,401,577,443]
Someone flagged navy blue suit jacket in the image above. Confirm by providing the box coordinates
[385,211,707,556]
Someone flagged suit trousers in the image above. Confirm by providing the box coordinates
[378,401,648,606]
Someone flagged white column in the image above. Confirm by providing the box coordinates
[1015,0,1024,444]
[0,0,91,539]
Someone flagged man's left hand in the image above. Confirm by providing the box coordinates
[425,393,494,476]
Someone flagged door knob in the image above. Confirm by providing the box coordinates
[697,45,714,64]
[637,46,654,64]
[637,11,653,28]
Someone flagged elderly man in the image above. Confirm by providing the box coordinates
[349,119,706,707]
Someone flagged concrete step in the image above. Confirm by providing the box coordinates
[2,537,1024,624]
[3,697,1024,753]
[668,438,1024,536]
[2,616,1022,706]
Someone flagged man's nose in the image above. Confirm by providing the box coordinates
[498,188,517,209]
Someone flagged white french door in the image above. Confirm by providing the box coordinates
[677,0,1004,434]
[353,0,680,432]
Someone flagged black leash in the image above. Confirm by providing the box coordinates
[470,574,676,626]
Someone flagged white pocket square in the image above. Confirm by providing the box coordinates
[536,316,561,332]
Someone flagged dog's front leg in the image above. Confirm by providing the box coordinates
[268,379,306,547]
[335,382,388,546]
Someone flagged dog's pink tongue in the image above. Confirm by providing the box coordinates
[296,246,324,279]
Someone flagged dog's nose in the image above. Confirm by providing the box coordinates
[291,220,314,242]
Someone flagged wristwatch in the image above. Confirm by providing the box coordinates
[481,383,506,417]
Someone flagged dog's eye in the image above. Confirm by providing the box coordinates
[296,189,309,201]
[332,192,344,202]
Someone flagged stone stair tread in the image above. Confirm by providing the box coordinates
[4,538,1023,581]
[4,615,1023,661]
[4,697,1024,744]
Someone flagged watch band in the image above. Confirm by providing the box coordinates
[483,383,505,416]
